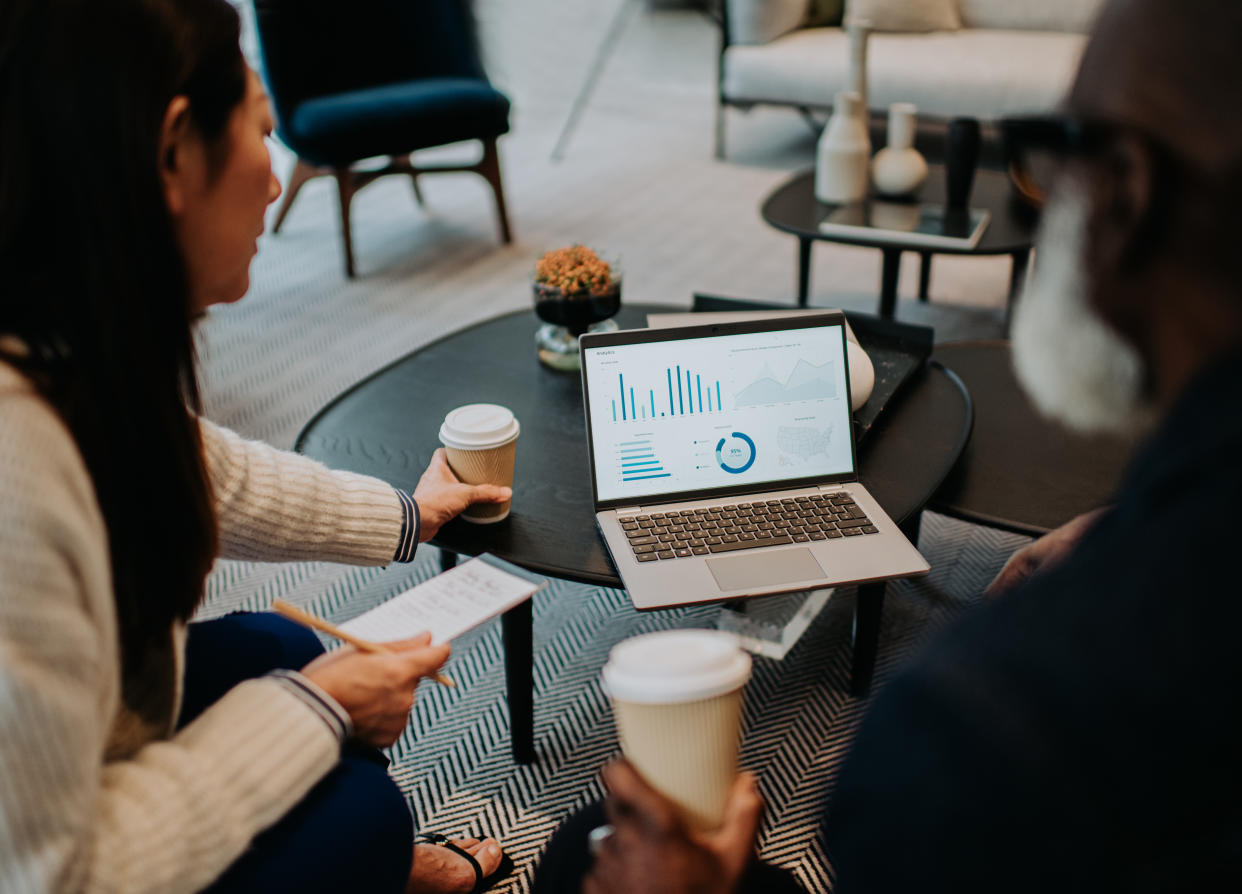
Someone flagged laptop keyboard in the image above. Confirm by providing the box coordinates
[621,493,877,562]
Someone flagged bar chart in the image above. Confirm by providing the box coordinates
[611,369,724,422]
[617,439,671,483]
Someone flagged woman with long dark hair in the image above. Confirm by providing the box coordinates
[0,1,509,891]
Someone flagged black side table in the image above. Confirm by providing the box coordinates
[930,340,1136,536]
[297,304,973,762]
[761,166,1037,320]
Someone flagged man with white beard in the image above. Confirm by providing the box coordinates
[824,0,1242,889]
[532,0,1242,892]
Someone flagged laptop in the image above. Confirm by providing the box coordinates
[579,312,929,610]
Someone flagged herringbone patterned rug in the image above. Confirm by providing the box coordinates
[197,512,1028,892]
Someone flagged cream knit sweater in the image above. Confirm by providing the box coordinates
[0,361,408,893]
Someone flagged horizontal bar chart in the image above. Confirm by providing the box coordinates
[616,439,671,483]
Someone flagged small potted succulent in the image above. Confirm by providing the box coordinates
[532,245,621,370]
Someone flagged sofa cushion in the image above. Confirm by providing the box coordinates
[722,27,1086,120]
[956,0,1106,34]
[846,0,960,32]
[726,0,808,45]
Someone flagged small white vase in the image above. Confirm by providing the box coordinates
[872,102,928,197]
[846,19,872,114]
[815,91,871,204]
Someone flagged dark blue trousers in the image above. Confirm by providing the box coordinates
[179,612,413,894]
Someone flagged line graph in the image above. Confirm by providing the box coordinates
[734,359,836,407]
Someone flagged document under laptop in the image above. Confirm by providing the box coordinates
[579,312,928,610]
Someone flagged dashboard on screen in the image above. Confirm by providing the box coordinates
[583,324,854,504]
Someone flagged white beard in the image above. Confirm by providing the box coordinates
[1012,187,1155,435]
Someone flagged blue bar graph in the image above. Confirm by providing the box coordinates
[618,436,671,482]
[610,370,723,421]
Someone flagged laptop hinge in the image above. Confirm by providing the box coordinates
[817,482,853,492]
[615,506,642,516]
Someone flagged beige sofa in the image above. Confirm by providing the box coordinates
[717,0,1105,158]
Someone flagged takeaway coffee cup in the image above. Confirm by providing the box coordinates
[438,404,520,523]
[602,630,752,832]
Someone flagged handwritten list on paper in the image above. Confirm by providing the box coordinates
[339,558,541,645]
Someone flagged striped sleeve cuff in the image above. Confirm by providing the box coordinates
[266,669,352,744]
[393,488,419,563]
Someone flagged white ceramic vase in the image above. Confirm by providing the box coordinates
[872,103,928,197]
[846,19,871,113]
[815,91,871,204]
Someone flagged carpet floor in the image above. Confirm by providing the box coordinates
[195,2,1032,889]
[198,512,1028,892]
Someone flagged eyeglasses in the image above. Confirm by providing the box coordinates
[999,113,1183,206]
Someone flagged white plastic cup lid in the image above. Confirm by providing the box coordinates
[439,404,520,450]
[602,630,752,704]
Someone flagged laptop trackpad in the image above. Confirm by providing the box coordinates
[707,548,826,592]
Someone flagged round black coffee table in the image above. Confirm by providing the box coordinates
[761,165,1038,319]
[929,340,1137,536]
[296,304,973,761]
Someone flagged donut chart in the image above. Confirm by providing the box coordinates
[715,431,756,474]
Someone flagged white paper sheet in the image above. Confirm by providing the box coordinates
[338,557,540,645]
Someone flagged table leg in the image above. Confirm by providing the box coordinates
[502,599,536,764]
[439,548,458,573]
[918,252,932,302]
[878,248,902,319]
[797,237,812,307]
[1005,249,1032,333]
[900,511,922,547]
[849,511,921,697]
[850,583,885,697]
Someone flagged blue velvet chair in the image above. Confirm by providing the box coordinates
[252,0,512,277]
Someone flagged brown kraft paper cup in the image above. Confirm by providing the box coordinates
[443,437,517,522]
[611,687,746,832]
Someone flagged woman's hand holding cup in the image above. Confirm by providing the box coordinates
[413,448,512,541]
[300,633,450,748]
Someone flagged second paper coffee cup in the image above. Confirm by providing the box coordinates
[602,630,752,832]
[438,404,519,523]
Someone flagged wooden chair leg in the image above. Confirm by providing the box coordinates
[478,138,512,245]
[394,154,425,207]
[333,168,357,278]
[272,158,320,234]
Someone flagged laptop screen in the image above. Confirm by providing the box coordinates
[582,321,855,505]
